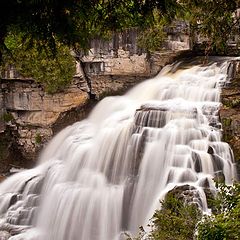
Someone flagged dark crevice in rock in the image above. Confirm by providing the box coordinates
[0,127,33,174]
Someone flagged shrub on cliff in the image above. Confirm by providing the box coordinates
[137,15,167,52]
[148,193,201,240]
[126,192,201,240]
[197,183,240,240]
[128,183,240,240]
[2,32,76,94]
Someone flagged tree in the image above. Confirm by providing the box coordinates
[0,0,174,92]
[1,0,240,57]
[178,0,240,54]
[0,0,174,59]
[1,0,240,92]
[2,32,76,93]
[127,183,240,240]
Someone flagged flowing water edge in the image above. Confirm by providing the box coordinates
[0,57,238,240]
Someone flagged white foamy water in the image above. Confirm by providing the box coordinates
[0,59,237,240]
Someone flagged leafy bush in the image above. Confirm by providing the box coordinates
[137,14,167,52]
[35,133,42,144]
[2,32,76,94]
[137,25,166,52]
[149,193,201,240]
[127,192,201,240]
[1,112,14,122]
[127,183,240,240]
[197,183,240,240]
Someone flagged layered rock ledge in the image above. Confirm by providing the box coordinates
[220,59,240,179]
[0,48,192,172]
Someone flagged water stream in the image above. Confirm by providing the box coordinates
[0,58,237,240]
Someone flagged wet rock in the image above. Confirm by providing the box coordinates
[207,146,214,154]
[134,109,167,128]
[199,178,210,189]
[9,194,18,208]
[167,184,203,208]
[214,171,225,183]
[0,175,6,182]
[211,154,224,172]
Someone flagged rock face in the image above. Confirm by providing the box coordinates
[82,28,189,76]
[86,49,192,99]
[0,29,192,172]
[3,79,89,126]
[220,60,240,178]
[167,185,204,208]
[1,77,89,165]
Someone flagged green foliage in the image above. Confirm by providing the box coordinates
[178,0,240,54]
[0,1,176,90]
[1,112,14,122]
[2,32,76,93]
[137,14,167,52]
[0,0,240,56]
[149,193,201,240]
[224,98,240,108]
[35,133,42,144]
[1,0,240,88]
[197,183,240,240]
[128,183,240,240]
[128,193,201,240]
[0,0,173,58]
[222,118,232,128]
[137,26,166,52]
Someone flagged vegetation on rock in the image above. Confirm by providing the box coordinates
[0,0,172,59]
[1,1,240,91]
[149,193,201,240]
[1,31,76,93]
[178,0,240,54]
[197,183,240,240]
[127,182,240,240]
[34,133,42,145]
[0,0,172,92]
[137,15,167,52]
[1,112,14,122]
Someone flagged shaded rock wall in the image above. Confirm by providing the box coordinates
[220,60,240,178]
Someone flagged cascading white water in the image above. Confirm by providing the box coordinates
[0,58,237,240]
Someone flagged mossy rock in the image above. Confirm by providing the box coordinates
[222,117,232,127]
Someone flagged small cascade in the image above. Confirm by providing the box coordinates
[0,58,237,240]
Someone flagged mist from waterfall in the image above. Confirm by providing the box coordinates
[0,58,237,240]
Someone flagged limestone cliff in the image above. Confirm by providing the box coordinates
[0,29,191,172]
[220,60,240,178]
[0,77,89,170]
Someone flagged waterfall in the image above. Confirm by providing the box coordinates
[0,58,237,240]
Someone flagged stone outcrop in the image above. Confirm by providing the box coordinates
[220,60,240,178]
[167,185,205,208]
[1,77,89,165]
[0,28,191,172]
[82,28,189,77]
